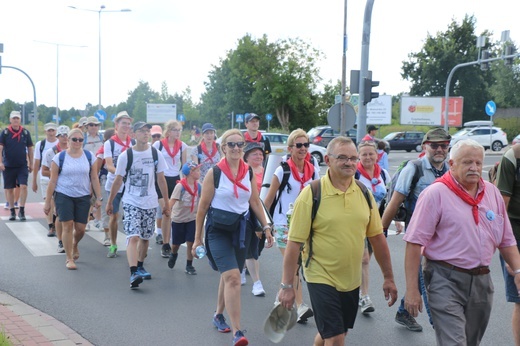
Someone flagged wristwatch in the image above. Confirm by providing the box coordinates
[514,269,520,275]
[97,197,103,201]
[280,283,293,289]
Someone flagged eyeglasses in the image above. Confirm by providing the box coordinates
[226,142,245,148]
[427,143,449,150]
[152,134,161,138]
[328,154,359,163]
[290,142,310,149]
[88,124,99,127]
[70,137,84,143]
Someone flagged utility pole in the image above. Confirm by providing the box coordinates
[339,0,348,135]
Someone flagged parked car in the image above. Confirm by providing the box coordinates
[383,131,425,152]
[262,132,327,165]
[450,121,508,151]
[307,126,353,147]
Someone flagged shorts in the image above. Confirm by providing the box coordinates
[307,282,359,339]
[206,226,247,274]
[171,220,195,245]
[122,203,156,240]
[274,224,288,249]
[54,192,91,224]
[500,252,520,303]
[99,176,109,229]
[157,175,179,199]
[109,191,123,215]
[40,178,49,199]
[3,166,28,188]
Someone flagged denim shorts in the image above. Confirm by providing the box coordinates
[54,192,91,224]
[206,227,247,274]
[500,254,520,303]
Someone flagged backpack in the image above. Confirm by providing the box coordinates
[488,162,500,185]
[58,149,93,175]
[197,143,220,164]
[386,159,423,223]
[122,147,159,186]
[304,178,373,268]
[268,157,318,216]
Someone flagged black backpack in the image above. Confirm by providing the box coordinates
[385,159,423,223]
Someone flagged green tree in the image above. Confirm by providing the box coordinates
[126,81,160,122]
[401,15,494,122]
[489,43,520,108]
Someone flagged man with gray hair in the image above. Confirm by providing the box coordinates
[403,139,520,345]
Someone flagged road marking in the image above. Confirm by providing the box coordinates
[6,221,127,257]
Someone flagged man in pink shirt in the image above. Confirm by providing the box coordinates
[403,139,520,345]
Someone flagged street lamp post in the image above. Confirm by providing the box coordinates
[34,41,87,124]
[68,5,131,110]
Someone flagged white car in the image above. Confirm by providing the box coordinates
[450,121,508,151]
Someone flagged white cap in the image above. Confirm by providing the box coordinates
[263,303,297,343]
[10,111,21,119]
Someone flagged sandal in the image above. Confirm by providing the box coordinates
[66,260,77,270]
[73,247,79,260]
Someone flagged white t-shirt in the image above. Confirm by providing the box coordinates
[211,169,252,214]
[152,140,188,177]
[52,151,92,197]
[42,146,60,169]
[271,163,320,225]
[34,138,58,180]
[84,133,103,156]
[115,147,167,209]
[103,137,133,193]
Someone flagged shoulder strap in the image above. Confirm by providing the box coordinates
[123,148,133,183]
[58,151,66,175]
[305,179,322,268]
[109,139,115,157]
[213,165,222,189]
[197,145,202,164]
[39,140,46,168]
[354,179,373,210]
[151,146,159,177]
[270,162,291,216]
[249,166,253,181]
[409,159,423,195]
[355,171,360,180]
[158,141,163,152]
[83,133,88,148]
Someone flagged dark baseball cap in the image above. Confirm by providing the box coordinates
[201,123,216,133]
[422,128,452,144]
[245,113,260,123]
[132,121,152,132]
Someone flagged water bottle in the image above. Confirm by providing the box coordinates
[195,245,206,259]
[286,203,294,229]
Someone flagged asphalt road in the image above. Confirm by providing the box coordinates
[0,149,515,346]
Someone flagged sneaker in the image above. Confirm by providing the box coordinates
[161,244,171,258]
[252,281,265,296]
[167,253,178,269]
[8,212,16,221]
[107,245,118,258]
[240,269,246,286]
[130,273,143,289]
[47,228,56,237]
[155,234,163,244]
[86,220,99,231]
[4,202,9,210]
[103,236,111,246]
[57,241,65,253]
[13,202,19,209]
[232,330,248,346]
[297,303,314,323]
[185,265,197,275]
[360,296,375,314]
[18,210,26,221]
[136,266,152,280]
[395,311,423,332]
[212,313,231,333]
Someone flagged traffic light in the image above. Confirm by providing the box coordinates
[505,45,515,66]
[363,77,379,105]
[480,50,490,71]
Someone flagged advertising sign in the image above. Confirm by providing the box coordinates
[347,94,392,125]
[401,96,463,126]
[146,104,177,123]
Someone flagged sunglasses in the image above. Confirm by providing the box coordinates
[70,137,84,143]
[428,143,449,150]
[88,124,99,127]
[152,134,161,138]
[226,142,245,148]
[291,142,310,149]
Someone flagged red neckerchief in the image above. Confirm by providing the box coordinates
[200,141,218,164]
[55,143,62,152]
[8,125,23,142]
[178,178,198,212]
[161,138,182,166]
[110,134,132,152]
[357,162,382,192]
[216,158,250,198]
[377,151,384,162]
[287,157,314,191]
[244,131,262,143]
[436,171,485,225]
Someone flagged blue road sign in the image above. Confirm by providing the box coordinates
[71,117,76,122]
[111,114,116,122]
[266,113,273,121]
[95,109,107,122]
[485,101,496,116]
[236,114,244,123]
[52,114,60,121]
[178,114,185,122]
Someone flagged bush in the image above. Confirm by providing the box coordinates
[495,118,520,142]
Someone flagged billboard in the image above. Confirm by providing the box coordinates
[347,94,392,125]
[400,96,463,126]
[146,104,177,123]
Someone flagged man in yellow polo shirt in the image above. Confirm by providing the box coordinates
[278,136,398,345]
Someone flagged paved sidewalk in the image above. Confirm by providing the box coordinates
[0,291,93,346]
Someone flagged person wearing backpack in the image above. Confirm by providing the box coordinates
[43,128,102,270]
[264,129,320,324]
[167,161,202,275]
[152,119,188,259]
[381,127,451,332]
[190,122,220,183]
[496,143,520,345]
[278,136,398,345]
[356,140,390,315]
[106,122,170,288]
[83,116,103,155]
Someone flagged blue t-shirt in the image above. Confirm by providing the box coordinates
[0,127,33,167]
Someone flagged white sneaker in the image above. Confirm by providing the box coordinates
[360,295,375,314]
[252,281,265,296]
[297,303,314,323]
[4,202,9,210]
[240,269,246,286]
[103,236,111,246]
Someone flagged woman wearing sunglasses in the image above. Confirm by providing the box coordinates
[43,128,102,270]
[193,129,273,346]
[264,128,320,324]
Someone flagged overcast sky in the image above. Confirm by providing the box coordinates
[0,0,518,114]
